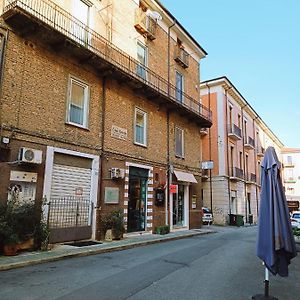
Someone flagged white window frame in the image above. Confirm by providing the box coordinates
[175,126,184,158]
[66,76,89,129]
[134,107,147,147]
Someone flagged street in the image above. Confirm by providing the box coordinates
[0,226,299,300]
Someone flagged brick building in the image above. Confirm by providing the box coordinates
[0,0,212,242]
[200,77,283,225]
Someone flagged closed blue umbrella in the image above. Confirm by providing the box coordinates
[253,147,297,299]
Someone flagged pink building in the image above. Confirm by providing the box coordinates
[200,77,283,225]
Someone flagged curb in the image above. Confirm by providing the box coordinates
[0,230,215,271]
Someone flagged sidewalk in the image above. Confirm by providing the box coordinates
[0,227,215,271]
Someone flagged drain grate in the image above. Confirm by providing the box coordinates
[65,241,102,247]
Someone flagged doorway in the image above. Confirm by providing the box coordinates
[127,167,148,232]
[173,184,185,227]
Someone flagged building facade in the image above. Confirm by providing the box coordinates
[0,0,212,243]
[200,77,283,225]
[282,148,300,212]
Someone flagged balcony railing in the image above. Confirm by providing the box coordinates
[284,177,296,183]
[134,8,156,40]
[256,146,265,157]
[284,162,295,168]
[174,46,189,68]
[2,0,212,127]
[230,167,244,180]
[228,124,242,140]
[244,136,255,149]
[246,172,257,183]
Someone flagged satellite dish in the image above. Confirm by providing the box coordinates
[147,10,162,21]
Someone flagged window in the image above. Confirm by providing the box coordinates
[239,151,243,170]
[175,127,184,158]
[134,108,147,146]
[67,77,89,128]
[175,71,184,102]
[287,155,293,165]
[238,114,241,128]
[137,42,147,79]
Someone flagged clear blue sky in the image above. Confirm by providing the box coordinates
[162,0,300,148]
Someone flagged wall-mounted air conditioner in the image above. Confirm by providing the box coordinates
[110,168,125,179]
[19,147,43,164]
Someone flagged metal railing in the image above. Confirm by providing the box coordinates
[3,0,212,123]
[47,197,91,229]
[245,136,255,148]
[230,167,244,179]
[174,46,189,68]
[228,124,242,138]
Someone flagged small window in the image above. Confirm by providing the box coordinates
[67,77,89,128]
[175,127,184,158]
[134,108,147,146]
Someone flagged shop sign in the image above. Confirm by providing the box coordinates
[170,184,178,193]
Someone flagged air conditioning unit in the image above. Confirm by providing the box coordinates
[110,168,125,179]
[19,147,43,164]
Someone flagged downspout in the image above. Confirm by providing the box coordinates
[224,86,232,217]
[97,76,106,238]
[253,116,259,221]
[205,83,213,211]
[241,103,248,222]
[166,19,176,226]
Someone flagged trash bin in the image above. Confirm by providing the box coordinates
[228,214,237,226]
[248,214,253,225]
[236,214,244,227]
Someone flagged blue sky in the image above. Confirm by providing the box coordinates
[162,0,300,147]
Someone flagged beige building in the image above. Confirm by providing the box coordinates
[0,0,211,242]
[282,148,300,212]
[200,77,283,225]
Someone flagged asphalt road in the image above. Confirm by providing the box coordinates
[0,226,299,300]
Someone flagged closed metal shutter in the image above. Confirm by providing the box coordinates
[50,164,92,199]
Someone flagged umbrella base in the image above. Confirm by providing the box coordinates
[252,295,278,300]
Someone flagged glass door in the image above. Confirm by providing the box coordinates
[173,184,185,227]
[128,167,148,232]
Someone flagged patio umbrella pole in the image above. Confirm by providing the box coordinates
[252,266,278,299]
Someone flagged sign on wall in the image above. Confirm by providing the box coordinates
[104,187,119,204]
[111,125,128,140]
[170,184,178,194]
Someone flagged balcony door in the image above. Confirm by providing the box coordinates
[72,0,90,45]
[176,71,184,102]
[137,42,147,80]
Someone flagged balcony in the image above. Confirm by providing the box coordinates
[228,124,242,140]
[230,167,244,181]
[174,46,189,69]
[256,146,265,157]
[134,8,156,40]
[244,136,255,150]
[284,162,295,168]
[284,177,296,183]
[200,127,208,136]
[2,0,212,128]
[246,173,257,184]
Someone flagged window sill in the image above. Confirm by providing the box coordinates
[175,155,185,160]
[134,141,147,148]
[65,122,90,131]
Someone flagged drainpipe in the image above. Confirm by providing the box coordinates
[253,116,259,221]
[97,76,106,238]
[241,103,248,222]
[166,19,176,226]
[205,83,213,212]
[224,86,232,217]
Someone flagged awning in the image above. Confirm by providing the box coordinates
[174,170,198,183]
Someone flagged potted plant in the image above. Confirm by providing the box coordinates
[101,209,125,241]
[110,210,125,240]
